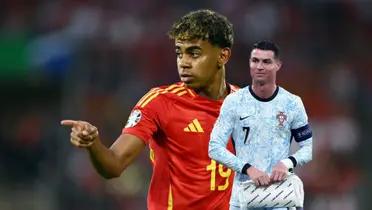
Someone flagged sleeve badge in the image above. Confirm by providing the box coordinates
[125,109,142,128]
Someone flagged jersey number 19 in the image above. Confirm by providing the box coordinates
[206,160,231,191]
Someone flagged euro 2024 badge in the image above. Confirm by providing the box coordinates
[125,109,142,128]
[276,111,287,128]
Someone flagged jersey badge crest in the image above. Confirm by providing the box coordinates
[276,111,287,127]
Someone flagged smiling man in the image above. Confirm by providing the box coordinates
[209,41,313,210]
[61,9,238,210]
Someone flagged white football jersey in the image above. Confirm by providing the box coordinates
[209,86,312,207]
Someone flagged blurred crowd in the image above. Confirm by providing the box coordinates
[1,0,371,209]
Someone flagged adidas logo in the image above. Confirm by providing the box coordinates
[184,119,204,133]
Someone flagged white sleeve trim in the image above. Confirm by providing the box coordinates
[281,158,294,169]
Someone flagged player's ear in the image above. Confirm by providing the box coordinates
[218,47,231,66]
[275,59,282,71]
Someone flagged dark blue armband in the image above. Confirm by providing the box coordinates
[291,124,312,142]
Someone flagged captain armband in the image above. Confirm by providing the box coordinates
[291,124,312,142]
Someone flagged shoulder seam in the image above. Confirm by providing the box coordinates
[136,88,160,107]
[137,84,187,108]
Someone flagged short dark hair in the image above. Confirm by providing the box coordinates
[168,9,234,48]
[251,41,280,59]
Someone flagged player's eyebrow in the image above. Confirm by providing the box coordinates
[262,58,272,63]
[185,46,202,52]
[175,45,202,53]
[251,57,273,62]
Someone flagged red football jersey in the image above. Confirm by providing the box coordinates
[123,82,238,210]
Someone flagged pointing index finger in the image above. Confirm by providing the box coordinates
[61,120,78,127]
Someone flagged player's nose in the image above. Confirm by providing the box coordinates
[178,56,192,69]
[179,61,191,70]
[256,61,265,70]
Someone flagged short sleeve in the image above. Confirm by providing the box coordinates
[122,88,163,144]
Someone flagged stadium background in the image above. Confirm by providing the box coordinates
[1,0,371,209]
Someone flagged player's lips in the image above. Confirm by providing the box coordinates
[255,72,266,76]
[180,73,194,82]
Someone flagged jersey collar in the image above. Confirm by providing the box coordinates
[249,85,279,102]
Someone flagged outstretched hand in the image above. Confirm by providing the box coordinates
[61,120,99,148]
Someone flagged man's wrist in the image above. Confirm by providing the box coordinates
[280,158,294,169]
[288,156,297,167]
[241,163,252,175]
[87,137,101,152]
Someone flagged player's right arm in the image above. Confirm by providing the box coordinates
[61,87,165,179]
[88,133,146,179]
[209,93,270,186]
[208,94,245,173]
[61,120,146,179]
